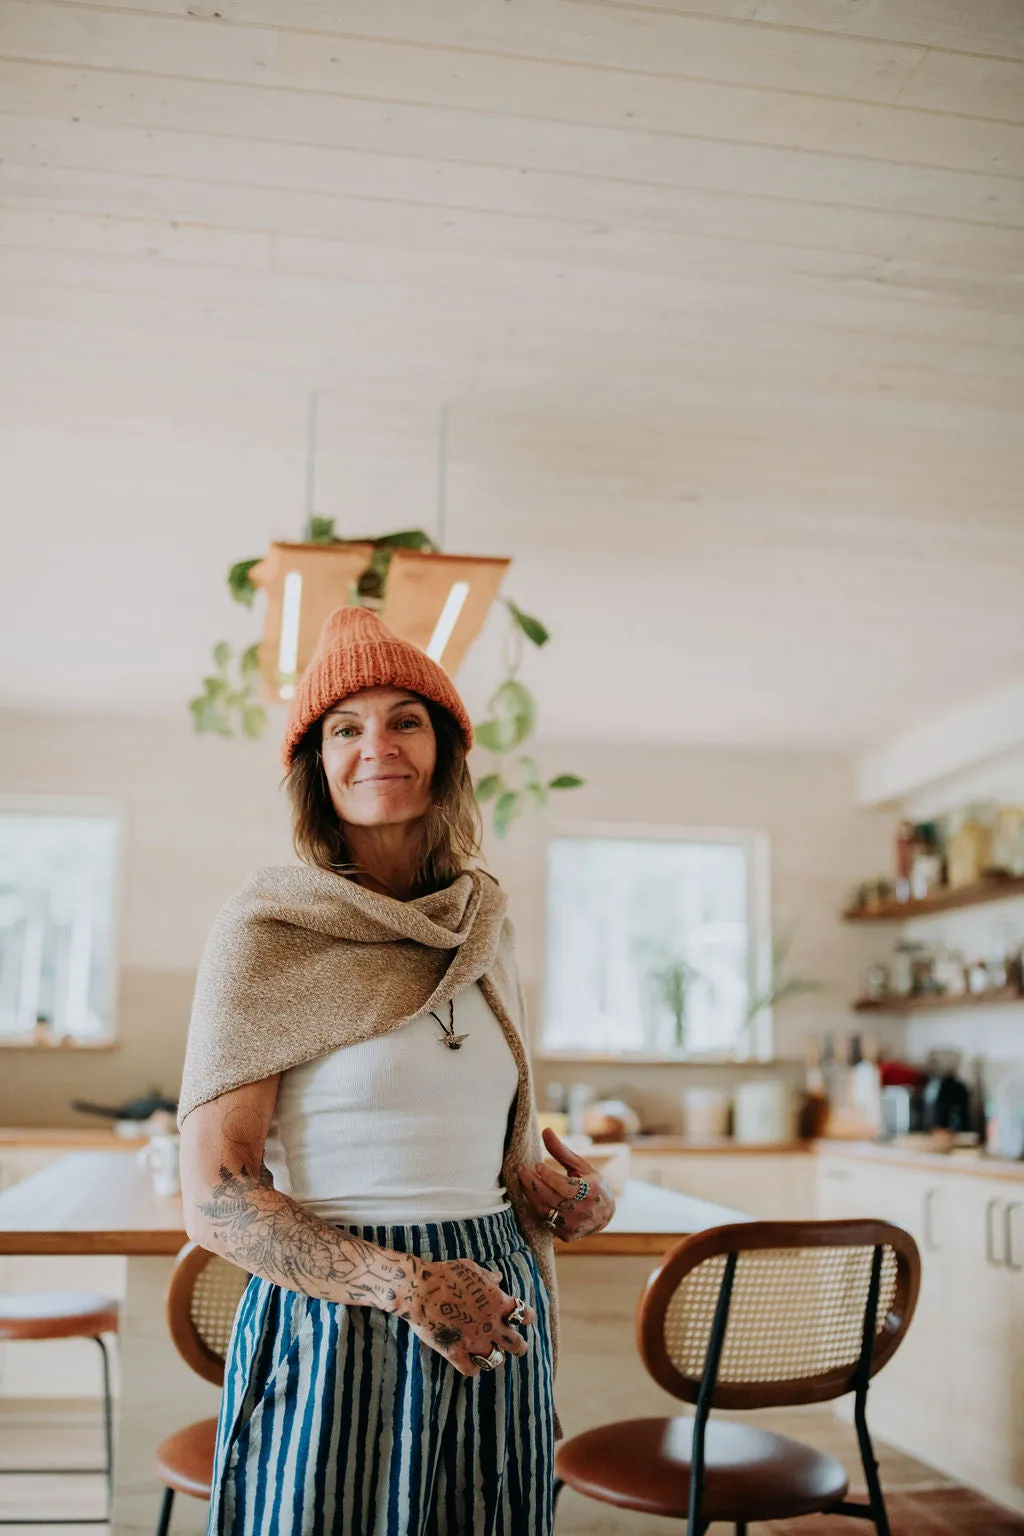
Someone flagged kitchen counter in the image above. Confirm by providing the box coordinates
[813,1138,1024,1182]
[0,1125,146,1148]
[0,1151,748,1257]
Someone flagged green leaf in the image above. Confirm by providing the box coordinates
[493,789,521,839]
[212,640,231,672]
[548,773,584,790]
[202,673,231,699]
[240,642,262,677]
[475,717,521,755]
[505,598,549,647]
[372,529,438,552]
[518,756,547,808]
[305,516,337,544]
[474,772,505,803]
[227,558,261,607]
[241,704,268,740]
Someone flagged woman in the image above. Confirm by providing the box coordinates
[178,604,615,1536]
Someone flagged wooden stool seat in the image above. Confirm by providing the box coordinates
[0,1291,119,1341]
[556,1415,849,1523]
[154,1418,219,1501]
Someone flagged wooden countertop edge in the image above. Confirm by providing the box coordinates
[812,1139,1024,1182]
[0,1230,684,1257]
[629,1139,810,1154]
[0,1230,188,1256]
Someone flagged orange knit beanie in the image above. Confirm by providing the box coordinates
[281,605,474,769]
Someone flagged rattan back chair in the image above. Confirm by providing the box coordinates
[554,1218,920,1536]
[154,1243,250,1536]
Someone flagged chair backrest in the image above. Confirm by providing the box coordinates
[638,1218,920,1411]
[166,1241,251,1386]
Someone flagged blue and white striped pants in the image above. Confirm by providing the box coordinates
[207,1206,556,1536]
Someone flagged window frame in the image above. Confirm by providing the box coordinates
[0,794,125,1049]
[538,820,773,1064]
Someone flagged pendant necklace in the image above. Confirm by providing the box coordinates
[430,998,468,1051]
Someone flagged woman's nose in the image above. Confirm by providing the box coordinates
[359,722,398,757]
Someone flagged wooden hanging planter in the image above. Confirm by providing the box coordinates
[248,540,510,703]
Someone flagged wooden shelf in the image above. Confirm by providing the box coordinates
[843,874,1024,923]
[852,986,1024,1016]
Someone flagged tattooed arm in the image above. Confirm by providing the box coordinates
[179,1080,535,1374]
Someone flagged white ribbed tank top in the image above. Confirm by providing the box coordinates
[263,981,519,1224]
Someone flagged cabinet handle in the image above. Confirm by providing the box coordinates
[985,1197,1005,1267]
[1006,1202,1023,1274]
[922,1188,939,1252]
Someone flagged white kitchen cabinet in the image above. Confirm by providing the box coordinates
[0,1143,124,1402]
[819,1155,953,1468]
[631,1150,817,1220]
[817,1153,1024,1516]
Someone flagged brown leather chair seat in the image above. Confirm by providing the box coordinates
[154,1417,219,1500]
[555,1416,849,1523]
[0,1291,119,1341]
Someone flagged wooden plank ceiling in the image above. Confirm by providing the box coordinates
[0,0,1022,749]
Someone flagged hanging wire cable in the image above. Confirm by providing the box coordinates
[304,389,320,527]
[436,402,450,551]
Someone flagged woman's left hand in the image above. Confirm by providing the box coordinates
[518,1128,616,1242]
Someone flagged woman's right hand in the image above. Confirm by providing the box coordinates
[393,1255,535,1375]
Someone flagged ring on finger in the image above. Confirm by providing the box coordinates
[573,1178,590,1203]
[545,1206,565,1230]
[470,1346,504,1372]
[505,1299,527,1326]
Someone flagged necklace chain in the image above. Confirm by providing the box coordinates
[429,998,468,1051]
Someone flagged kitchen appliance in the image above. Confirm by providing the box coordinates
[921,1055,971,1133]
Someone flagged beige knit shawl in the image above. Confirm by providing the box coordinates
[179,862,560,1397]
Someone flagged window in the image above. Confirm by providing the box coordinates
[542,826,769,1060]
[0,804,121,1045]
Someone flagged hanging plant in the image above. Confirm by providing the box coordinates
[188,641,266,739]
[190,519,583,834]
[473,600,583,839]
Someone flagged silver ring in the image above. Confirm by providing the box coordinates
[470,1346,503,1372]
[545,1207,564,1230]
[573,1178,590,1203]
[506,1299,527,1326]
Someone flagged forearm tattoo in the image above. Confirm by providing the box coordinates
[197,1163,410,1308]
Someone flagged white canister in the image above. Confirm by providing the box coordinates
[732,1080,796,1145]
[138,1132,182,1197]
[681,1087,731,1140]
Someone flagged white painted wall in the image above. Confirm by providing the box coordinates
[0,708,894,1131]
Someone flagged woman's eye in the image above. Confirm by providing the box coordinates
[396,715,423,729]
[331,725,358,738]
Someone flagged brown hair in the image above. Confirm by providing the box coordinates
[285,696,482,896]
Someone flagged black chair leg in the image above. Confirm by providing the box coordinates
[736,1525,748,1535]
[854,1394,892,1536]
[92,1334,115,1514]
[154,1486,175,1536]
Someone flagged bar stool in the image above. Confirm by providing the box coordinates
[154,1242,249,1536]
[554,1217,921,1535]
[0,1291,117,1527]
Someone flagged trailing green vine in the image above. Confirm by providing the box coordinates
[189,518,582,834]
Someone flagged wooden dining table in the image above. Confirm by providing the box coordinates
[0,1150,748,1535]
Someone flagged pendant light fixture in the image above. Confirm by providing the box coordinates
[249,395,510,702]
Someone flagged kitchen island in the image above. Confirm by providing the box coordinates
[0,1150,748,1535]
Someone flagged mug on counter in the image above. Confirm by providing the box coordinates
[138,1131,181,1197]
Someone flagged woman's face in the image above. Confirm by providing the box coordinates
[320,686,437,830]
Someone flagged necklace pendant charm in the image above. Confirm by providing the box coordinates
[440,1033,469,1050]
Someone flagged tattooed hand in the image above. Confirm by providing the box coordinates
[518,1127,616,1242]
[393,1257,536,1376]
